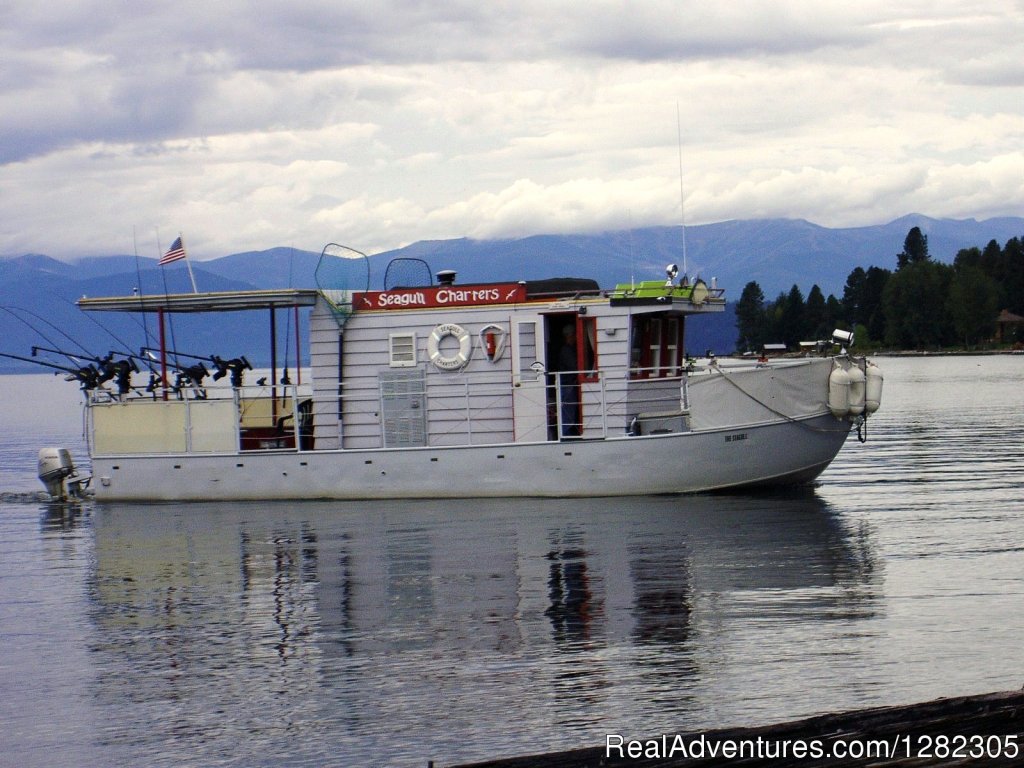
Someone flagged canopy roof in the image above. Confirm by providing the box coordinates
[78,289,320,314]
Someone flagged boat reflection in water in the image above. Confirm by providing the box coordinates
[83,492,879,765]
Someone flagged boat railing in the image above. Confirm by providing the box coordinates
[336,366,691,448]
[87,383,314,456]
[86,364,695,455]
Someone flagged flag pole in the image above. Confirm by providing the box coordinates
[180,234,199,293]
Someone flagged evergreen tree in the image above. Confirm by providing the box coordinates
[862,266,891,343]
[766,291,787,344]
[980,238,1002,277]
[778,285,805,347]
[824,295,843,336]
[954,246,982,272]
[804,285,828,340]
[896,226,930,270]
[883,261,954,348]
[735,281,767,352]
[842,267,867,322]
[843,265,890,343]
[1002,237,1024,315]
[948,266,1000,347]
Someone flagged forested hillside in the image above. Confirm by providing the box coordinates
[734,227,1024,351]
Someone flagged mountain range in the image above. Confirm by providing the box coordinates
[2,214,1021,371]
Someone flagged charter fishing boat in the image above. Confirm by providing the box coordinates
[30,248,881,501]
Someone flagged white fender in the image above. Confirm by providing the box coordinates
[865,362,883,414]
[690,279,709,306]
[428,323,472,370]
[847,364,866,416]
[828,365,850,418]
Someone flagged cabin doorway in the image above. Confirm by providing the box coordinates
[545,313,582,439]
[511,313,595,441]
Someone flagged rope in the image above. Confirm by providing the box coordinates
[707,364,855,435]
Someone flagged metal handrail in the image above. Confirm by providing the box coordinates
[87,365,696,453]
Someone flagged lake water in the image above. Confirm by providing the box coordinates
[2,356,1023,767]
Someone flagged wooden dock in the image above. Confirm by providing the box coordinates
[446,689,1024,767]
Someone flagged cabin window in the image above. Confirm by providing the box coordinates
[389,332,417,367]
[648,319,663,376]
[664,317,680,376]
[630,314,685,378]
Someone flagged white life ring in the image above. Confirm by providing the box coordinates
[428,323,472,370]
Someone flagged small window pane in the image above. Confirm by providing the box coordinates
[389,333,417,367]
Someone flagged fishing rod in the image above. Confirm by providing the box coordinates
[112,349,165,395]
[133,347,208,396]
[0,303,145,393]
[26,346,101,376]
[0,306,148,395]
[0,305,94,365]
[59,295,148,360]
[139,345,216,380]
[31,345,140,395]
[139,345,213,363]
[0,351,101,391]
[4,300,156,394]
[136,349,213,395]
[32,345,139,372]
[30,344,105,363]
[139,346,252,388]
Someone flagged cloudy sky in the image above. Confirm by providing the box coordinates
[2,1,1023,261]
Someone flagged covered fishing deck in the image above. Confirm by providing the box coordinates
[78,288,319,394]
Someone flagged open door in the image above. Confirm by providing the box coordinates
[511,317,548,442]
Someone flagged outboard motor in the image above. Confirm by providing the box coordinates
[38,447,88,500]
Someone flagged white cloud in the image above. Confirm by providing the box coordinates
[2,1,1024,259]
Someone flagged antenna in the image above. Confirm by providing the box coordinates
[626,211,636,289]
[676,102,689,279]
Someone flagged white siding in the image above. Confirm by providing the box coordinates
[581,312,631,437]
[329,304,517,449]
[309,299,343,449]
[307,291,674,449]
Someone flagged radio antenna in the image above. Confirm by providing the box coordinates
[676,102,689,279]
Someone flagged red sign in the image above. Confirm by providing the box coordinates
[354,283,526,310]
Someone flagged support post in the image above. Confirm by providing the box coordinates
[270,307,278,423]
[158,307,168,400]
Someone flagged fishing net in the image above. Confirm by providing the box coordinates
[384,258,433,290]
[314,243,371,322]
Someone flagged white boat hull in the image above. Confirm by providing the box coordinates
[89,412,851,501]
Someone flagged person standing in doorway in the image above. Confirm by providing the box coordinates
[557,323,580,437]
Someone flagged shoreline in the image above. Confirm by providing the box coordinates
[870,348,1024,357]
[448,688,1024,767]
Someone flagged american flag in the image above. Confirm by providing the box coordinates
[159,236,186,265]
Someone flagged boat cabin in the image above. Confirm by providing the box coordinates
[77,264,726,458]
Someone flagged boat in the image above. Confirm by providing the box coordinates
[29,250,881,501]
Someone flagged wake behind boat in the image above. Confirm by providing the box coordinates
[24,250,881,501]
